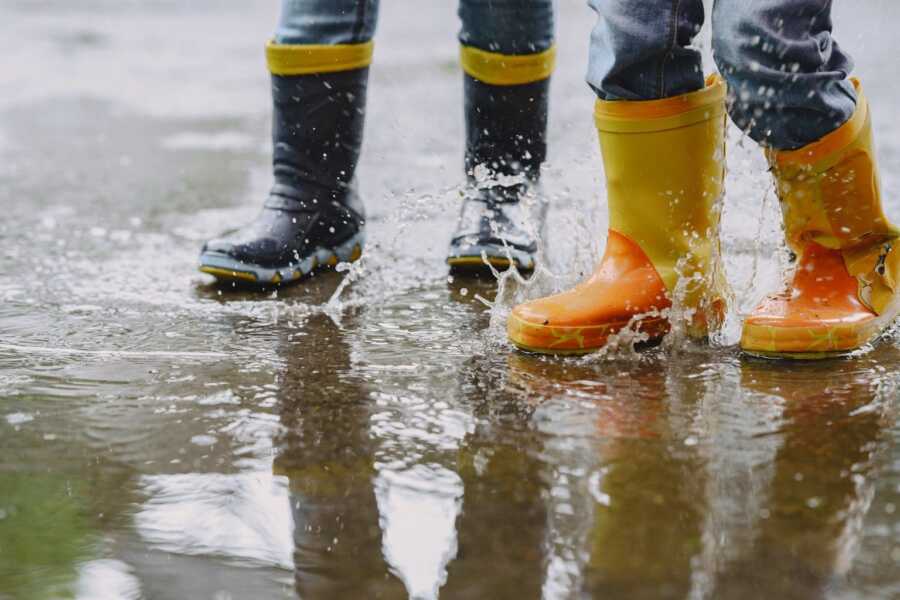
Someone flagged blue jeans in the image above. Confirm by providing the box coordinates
[274,0,555,55]
[587,0,857,150]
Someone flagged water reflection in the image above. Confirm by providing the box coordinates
[136,471,293,569]
[7,275,894,600]
[273,309,406,598]
[0,473,95,599]
[443,354,547,597]
[499,348,897,599]
[506,353,710,599]
[709,354,896,598]
[75,559,142,600]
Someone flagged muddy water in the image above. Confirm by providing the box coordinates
[2,1,900,598]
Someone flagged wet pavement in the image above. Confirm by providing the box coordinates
[2,1,900,598]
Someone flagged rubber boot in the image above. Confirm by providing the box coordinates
[741,79,900,358]
[199,41,371,286]
[508,76,727,354]
[447,45,554,273]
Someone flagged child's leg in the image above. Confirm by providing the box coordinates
[199,1,378,286]
[458,0,554,57]
[275,0,377,45]
[712,0,856,150]
[587,0,706,100]
[714,1,900,358]
[507,0,728,355]
[457,0,554,179]
[448,0,555,273]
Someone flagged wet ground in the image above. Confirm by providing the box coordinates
[2,1,900,598]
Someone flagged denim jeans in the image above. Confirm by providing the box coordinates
[587,0,857,150]
[274,0,555,55]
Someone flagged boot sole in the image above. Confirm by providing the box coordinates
[507,312,669,355]
[740,321,877,360]
[740,301,900,360]
[446,244,535,273]
[199,231,365,287]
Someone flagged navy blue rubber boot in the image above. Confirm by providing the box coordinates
[200,68,368,286]
[447,75,550,273]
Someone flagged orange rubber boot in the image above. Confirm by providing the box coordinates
[741,79,900,358]
[508,230,670,353]
[741,242,889,357]
[508,76,728,354]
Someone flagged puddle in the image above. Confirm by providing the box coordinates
[1,1,900,599]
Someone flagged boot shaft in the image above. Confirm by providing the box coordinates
[461,44,554,184]
[464,75,549,183]
[270,68,368,205]
[267,41,371,207]
[594,76,727,295]
[767,79,898,254]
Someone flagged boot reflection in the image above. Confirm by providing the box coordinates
[505,353,670,438]
[711,352,896,598]
[273,312,406,599]
[505,353,709,599]
[440,353,547,599]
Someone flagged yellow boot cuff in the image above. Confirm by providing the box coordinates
[266,40,374,75]
[460,45,556,86]
[594,74,726,134]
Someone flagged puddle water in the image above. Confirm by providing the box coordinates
[2,1,900,599]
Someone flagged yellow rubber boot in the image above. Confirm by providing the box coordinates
[508,76,728,354]
[741,79,900,359]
